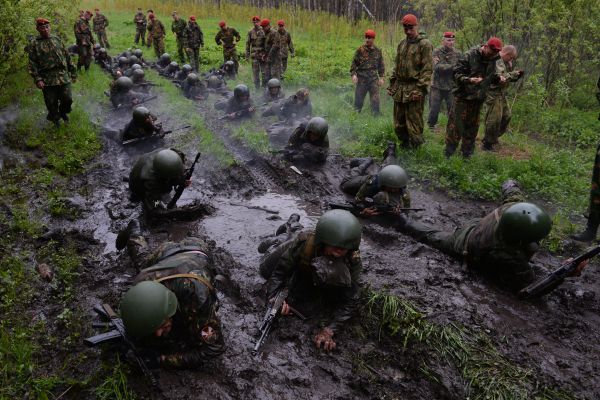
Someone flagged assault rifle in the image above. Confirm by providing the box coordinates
[121,125,191,146]
[253,287,306,353]
[329,200,424,216]
[84,304,158,386]
[518,244,600,299]
[167,152,201,209]
[218,107,254,120]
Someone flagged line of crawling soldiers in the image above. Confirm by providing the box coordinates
[27,14,596,373]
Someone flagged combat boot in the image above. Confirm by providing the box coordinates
[444,144,456,158]
[482,141,495,151]
[116,219,142,250]
[571,217,600,242]
[275,213,301,235]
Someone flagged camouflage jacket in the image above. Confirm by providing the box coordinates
[147,19,166,39]
[246,26,265,59]
[278,29,294,58]
[215,27,241,49]
[122,115,162,141]
[263,28,281,61]
[350,44,384,83]
[266,231,362,333]
[215,97,254,118]
[74,18,95,46]
[27,35,76,86]
[280,95,312,121]
[183,80,207,100]
[171,18,187,38]
[183,22,204,48]
[389,32,433,103]
[355,175,411,208]
[133,12,147,29]
[262,90,285,103]
[431,46,460,91]
[488,58,521,97]
[453,45,500,101]
[133,238,224,368]
[286,122,329,164]
[92,14,109,32]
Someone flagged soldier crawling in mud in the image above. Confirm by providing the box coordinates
[182,73,208,101]
[215,84,255,120]
[340,141,412,220]
[263,88,312,122]
[281,116,329,165]
[174,64,193,83]
[112,228,224,369]
[108,76,146,109]
[160,62,180,79]
[155,53,172,70]
[111,56,130,78]
[205,74,229,97]
[121,106,163,143]
[219,60,237,80]
[263,78,285,103]
[95,47,112,70]
[259,209,363,351]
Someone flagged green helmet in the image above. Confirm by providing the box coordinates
[118,56,129,66]
[160,53,171,64]
[123,50,132,58]
[207,75,221,88]
[131,69,145,82]
[129,55,139,65]
[314,209,362,250]
[99,47,107,54]
[131,63,142,70]
[186,73,199,84]
[153,149,184,180]
[93,43,101,50]
[120,281,178,338]
[115,76,133,92]
[498,202,552,244]
[306,117,328,139]
[132,106,150,123]
[234,84,250,99]
[224,60,235,69]
[267,78,281,89]
[378,165,408,189]
[169,61,179,70]
[182,64,192,73]
[133,49,143,58]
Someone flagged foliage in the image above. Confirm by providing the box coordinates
[94,357,137,400]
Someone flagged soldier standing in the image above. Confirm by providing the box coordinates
[147,13,166,59]
[277,20,294,75]
[28,18,77,127]
[427,32,460,129]
[171,11,187,64]
[146,9,154,49]
[92,8,110,49]
[183,16,204,72]
[262,19,282,81]
[215,21,241,74]
[74,10,95,71]
[387,14,433,149]
[246,16,266,89]
[350,29,385,116]
[482,45,524,150]
[133,8,147,46]
[444,37,503,157]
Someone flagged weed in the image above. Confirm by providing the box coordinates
[94,357,137,400]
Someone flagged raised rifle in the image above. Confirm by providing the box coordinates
[167,152,201,209]
[328,200,424,216]
[84,304,158,386]
[518,244,600,299]
[121,125,191,146]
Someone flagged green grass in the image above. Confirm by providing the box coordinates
[94,357,136,400]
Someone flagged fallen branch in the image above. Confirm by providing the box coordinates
[229,202,279,214]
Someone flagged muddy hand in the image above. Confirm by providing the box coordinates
[281,300,290,315]
[566,257,589,277]
[470,77,483,84]
[360,206,380,217]
[36,80,45,89]
[314,328,336,351]
[351,75,358,84]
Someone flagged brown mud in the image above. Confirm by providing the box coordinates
[2,65,600,400]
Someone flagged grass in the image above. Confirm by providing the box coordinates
[94,357,137,400]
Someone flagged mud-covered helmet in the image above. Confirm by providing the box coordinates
[99,47,107,54]
[314,209,362,250]
[224,60,235,69]
[131,63,143,70]
[120,281,178,338]
[160,53,171,64]
[129,55,139,65]
[153,149,184,180]
[305,117,328,139]
[115,76,133,92]
[186,73,199,84]
[267,78,281,89]
[182,64,192,73]
[207,75,221,89]
[378,165,408,189]
[498,202,552,244]
[169,61,179,70]
[133,48,143,58]
[93,43,101,51]
[132,106,151,123]
[123,49,133,58]
[118,56,129,66]
[131,68,145,82]
[233,84,250,99]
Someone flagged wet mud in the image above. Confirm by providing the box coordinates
[3,64,600,400]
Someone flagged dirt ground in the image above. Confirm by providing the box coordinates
[3,64,600,400]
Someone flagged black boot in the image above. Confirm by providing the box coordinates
[276,213,301,235]
[116,219,141,250]
[571,217,600,242]
[444,144,456,158]
[349,157,373,168]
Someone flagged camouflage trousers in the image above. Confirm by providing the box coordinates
[42,84,73,123]
[266,56,282,81]
[146,31,153,48]
[585,144,600,221]
[152,37,165,58]
[444,98,483,157]
[95,30,110,48]
[483,93,511,148]
[134,28,146,45]
[186,47,200,72]
[282,57,289,74]
[251,57,267,89]
[393,99,425,148]
[427,87,453,128]
[175,36,186,63]
[76,45,93,70]
[223,47,239,73]
[354,79,380,114]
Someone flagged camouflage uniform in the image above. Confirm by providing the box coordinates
[183,21,204,72]
[171,18,187,63]
[389,33,433,148]
[262,89,285,104]
[262,230,362,334]
[92,13,110,48]
[183,80,207,100]
[95,51,111,70]
[445,46,500,157]
[121,114,163,142]
[27,34,76,124]
[401,183,534,290]
[350,44,385,114]
[133,12,147,45]
[129,148,186,211]
[284,122,329,164]
[278,90,312,122]
[214,97,255,120]
[427,46,460,128]
[278,28,294,74]
[74,17,95,70]
[215,27,241,73]
[147,18,166,58]
[482,58,522,149]
[246,25,266,88]
[126,236,224,368]
[579,77,600,234]
[263,27,282,81]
